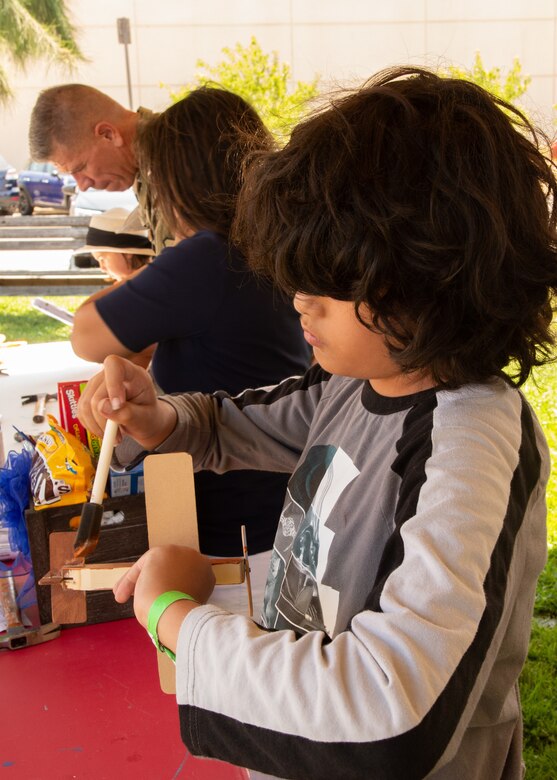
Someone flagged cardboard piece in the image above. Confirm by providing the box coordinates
[144,452,198,549]
[144,452,199,694]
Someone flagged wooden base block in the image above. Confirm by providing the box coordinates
[26,493,147,627]
[49,532,87,624]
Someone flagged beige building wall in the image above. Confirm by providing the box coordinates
[2,0,557,169]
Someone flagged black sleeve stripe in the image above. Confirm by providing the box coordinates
[214,364,331,409]
[366,393,438,612]
[228,364,331,409]
[215,363,331,410]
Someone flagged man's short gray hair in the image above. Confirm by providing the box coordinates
[29,84,124,161]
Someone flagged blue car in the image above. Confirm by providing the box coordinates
[0,155,19,215]
[17,161,76,215]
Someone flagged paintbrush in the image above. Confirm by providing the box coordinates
[72,418,119,560]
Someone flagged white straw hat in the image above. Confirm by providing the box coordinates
[74,207,155,256]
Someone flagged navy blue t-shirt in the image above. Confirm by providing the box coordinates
[96,231,310,555]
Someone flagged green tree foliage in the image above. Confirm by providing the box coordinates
[0,0,84,102]
[169,36,320,141]
[445,52,531,107]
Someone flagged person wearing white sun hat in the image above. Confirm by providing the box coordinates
[72,207,156,368]
[73,207,154,282]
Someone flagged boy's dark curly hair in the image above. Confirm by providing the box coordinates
[233,66,557,388]
[137,86,273,239]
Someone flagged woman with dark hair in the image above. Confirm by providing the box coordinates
[71,88,310,610]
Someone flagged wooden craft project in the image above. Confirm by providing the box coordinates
[48,558,249,591]
[39,452,252,694]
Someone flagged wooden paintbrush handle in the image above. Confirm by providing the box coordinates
[90,419,119,504]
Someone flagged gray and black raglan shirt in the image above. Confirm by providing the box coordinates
[158,365,549,780]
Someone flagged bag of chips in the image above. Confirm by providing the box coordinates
[29,415,95,510]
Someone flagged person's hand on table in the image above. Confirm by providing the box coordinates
[114,545,216,656]
[77,354,177,449]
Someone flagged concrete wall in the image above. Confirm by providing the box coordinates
[2,0,557,169]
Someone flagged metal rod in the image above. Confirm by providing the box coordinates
[124,43,133,109]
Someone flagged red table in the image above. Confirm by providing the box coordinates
[1,618,248,779]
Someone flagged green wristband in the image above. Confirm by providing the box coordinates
[147,590,196,662]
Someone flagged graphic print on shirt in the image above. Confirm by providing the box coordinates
[262,444,359,635]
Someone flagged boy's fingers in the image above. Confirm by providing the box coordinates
[113,555,145,603]
[77,370,108,436]
[103,355,155,411]
[96,391,151,441]
[113,576,133,603]
[77,356,142,438]
[103,354,134,411]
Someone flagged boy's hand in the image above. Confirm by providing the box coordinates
[77,354,177,449]
[113,545,216,627]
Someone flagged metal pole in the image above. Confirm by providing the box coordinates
[116,18,133,109]
[123,42,133,109]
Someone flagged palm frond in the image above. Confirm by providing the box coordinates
[21,0,83,56]
[0,62,14,102]
[0,0,84,68]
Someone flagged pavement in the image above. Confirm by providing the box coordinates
[0,248,73,273]
[0,209,81,272]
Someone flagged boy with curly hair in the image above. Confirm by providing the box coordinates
[79,67,557,779]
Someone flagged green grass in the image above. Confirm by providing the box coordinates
[1,295,556,776]
[0,295,83,343]
[523,363,557,549]
[521,362,557,779]
[521,618,557,777]
[533,548,557,616]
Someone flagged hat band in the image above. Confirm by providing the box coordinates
[85,226,153,251]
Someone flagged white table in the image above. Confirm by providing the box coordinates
[0,341,100,463]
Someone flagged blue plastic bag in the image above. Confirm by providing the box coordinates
[0,448,33,557]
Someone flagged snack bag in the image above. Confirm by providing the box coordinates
[57,380,102,458]
[29,415,95,510]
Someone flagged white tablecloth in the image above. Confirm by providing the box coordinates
[0,343,268,619]
[0,341,100,462]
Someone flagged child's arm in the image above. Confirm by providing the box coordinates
[77,356,178,450]
[157,371,323,474]
[78,354,329,472]
[113,545,216,655]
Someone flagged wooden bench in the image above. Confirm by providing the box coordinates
[0,214,90,251]
[0,270,109,296]
[0,214,109,294]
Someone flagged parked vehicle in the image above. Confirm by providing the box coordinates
[17,161,75,215]
[0,155,19,214]
[63,183,138,216]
